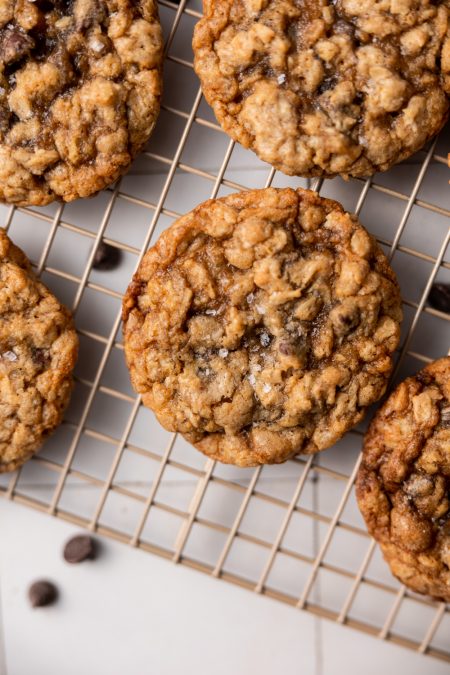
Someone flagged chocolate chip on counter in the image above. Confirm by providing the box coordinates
[428,283,450,314]
[28,580,58,608]
[92,242,122,271]
[63,534,97,564]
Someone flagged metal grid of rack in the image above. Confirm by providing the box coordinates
[0,0,449,663]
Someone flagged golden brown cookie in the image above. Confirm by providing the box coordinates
[123,187,402,467]
[0,0,163,206]
[356,357,450,602]
[0,229,78,473]
[193,0,450,178]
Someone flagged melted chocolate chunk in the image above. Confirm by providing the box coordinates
[31,347,49,369]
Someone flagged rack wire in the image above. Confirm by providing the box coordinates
[0,0,449,664]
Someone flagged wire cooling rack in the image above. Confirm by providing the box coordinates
[0,0,449,664]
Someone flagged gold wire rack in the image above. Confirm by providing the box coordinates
[0,0,450,664]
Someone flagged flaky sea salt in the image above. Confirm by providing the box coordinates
[205,309,217,316]
[90,38,106,53]
[255,304,266,315]
[246,293,255,304]
[277,74,287,85]
[218,348,229,358]
[260,332,270,347]
[2,351,17,362]
[248,374,256,386]
[254,364,262,372]
[263,383,272,393]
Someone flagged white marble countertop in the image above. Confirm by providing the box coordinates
[1,500,449,675]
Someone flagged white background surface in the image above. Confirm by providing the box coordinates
[1,500,449,675]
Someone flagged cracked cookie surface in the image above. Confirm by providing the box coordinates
[357,357,450,601]
[0,229,78,473]
[123,187,402,467]
[193,0,450,178]
[0,0,163,205]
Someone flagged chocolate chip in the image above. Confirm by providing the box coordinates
[52,0,74,9]
[92,242,122,271]
[63,534,97,563]
[334,19,356,37]
[428,283,450,314]
[337,312,358,331]
[1,29,35,65]
[34,0,65,11]
[318,76,337,95]
[28,580,58,608]
[330,303,360,336]
[31,347,48,369]
[416,371,431,387]
[279,340,293,355]
[0,107,11,134]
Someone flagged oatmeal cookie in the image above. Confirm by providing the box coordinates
[193,0,450,178]
[123,187,402,467]
[0,229,78,473]
[357,357,450,601]
[0,0,163,206]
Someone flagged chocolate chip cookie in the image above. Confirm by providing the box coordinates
[0,0,163,206]
[123,187,402,467]
[193,0,450,178]
[0,229,78,473]
[357,357,450,601]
